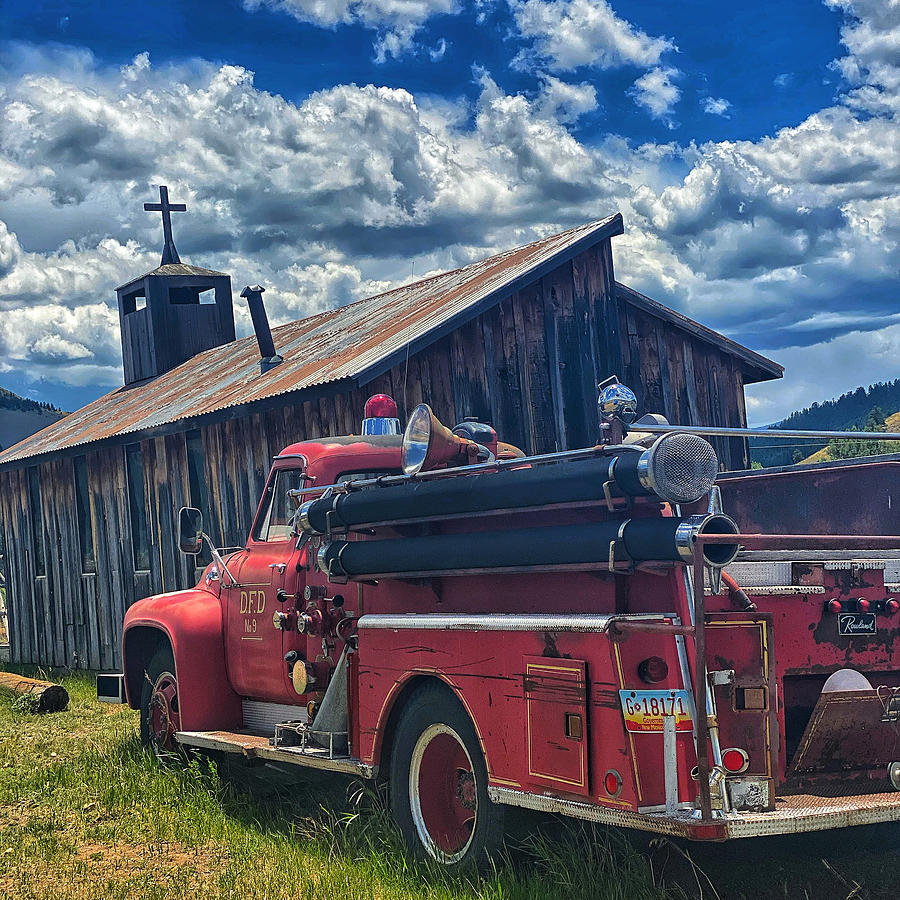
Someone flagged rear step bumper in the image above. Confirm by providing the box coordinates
[175,730,375,778]
[489,786,900,840]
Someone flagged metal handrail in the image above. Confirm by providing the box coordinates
[629,423,900,441]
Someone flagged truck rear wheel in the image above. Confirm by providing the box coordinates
[140,644,181,754]
[388,684,504,869]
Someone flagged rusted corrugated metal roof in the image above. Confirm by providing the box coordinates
[0,213,778,466]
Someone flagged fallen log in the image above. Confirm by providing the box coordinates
[0,671,69,712]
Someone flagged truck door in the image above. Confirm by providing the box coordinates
[223,465,306,702]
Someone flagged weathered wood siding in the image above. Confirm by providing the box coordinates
[0,240,750,668]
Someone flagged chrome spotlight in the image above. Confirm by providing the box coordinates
[598,382,638,425]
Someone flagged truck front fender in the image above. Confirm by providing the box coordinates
[123,589,241,732]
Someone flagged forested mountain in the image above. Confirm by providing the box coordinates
[0,387,66,453]
[750,380,900,468]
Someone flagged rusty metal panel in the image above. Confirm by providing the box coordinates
[713,456,900,535]
[788,689,900,781]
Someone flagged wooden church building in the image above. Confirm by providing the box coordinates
[0,191,782,669]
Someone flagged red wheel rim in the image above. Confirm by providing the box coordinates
[409,724,477,863]
[148,671,180,752]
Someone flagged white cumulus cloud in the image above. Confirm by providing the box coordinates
[244,0,457,60]
[702,96,731,116]
[510,0,674,71]
[629,66,680,125]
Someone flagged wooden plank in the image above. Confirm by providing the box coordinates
[449,322,489,423]
[51,456,78,666]
[623,306,643,405]
[655,328,675,424]
[43,459,65,666]
[666,334,689,426]
[636,313,664,416]
[78,451,103,670]
[478,307,503,435]
[511,287,538,451]
[682,339,703,425]
[496,295,527,451]
[540,274,568,451]
[518,281,557,453]
[599,241,623,378]
[424,338,456,426]
[551,262,587,450]
[92,448,120,669]
[570,251,599,447]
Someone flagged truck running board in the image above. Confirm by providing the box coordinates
[488,786,900,840]
[175,730,375,778]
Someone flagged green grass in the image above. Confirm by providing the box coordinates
[0,666,898,899]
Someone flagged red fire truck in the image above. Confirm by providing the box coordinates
[102,387,900,868]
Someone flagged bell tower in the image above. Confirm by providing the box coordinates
[116,186,236,385]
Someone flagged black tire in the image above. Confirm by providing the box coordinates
[139,644,181,753]
[388,683,504,870]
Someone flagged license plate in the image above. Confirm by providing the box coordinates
[838,612,877,636]
[619,689,694,733]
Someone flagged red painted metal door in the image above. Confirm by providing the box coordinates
[705,613,777,792]
[524,657,590,796]
[223,466,306,701]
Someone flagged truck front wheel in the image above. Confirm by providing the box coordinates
[388,684,504,869]
[140,644,181,754]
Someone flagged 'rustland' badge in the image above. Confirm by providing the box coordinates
[838,612,877,636]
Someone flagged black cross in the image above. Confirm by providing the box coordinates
[144,185,187,266]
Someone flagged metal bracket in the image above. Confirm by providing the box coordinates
[601,480,632,513]
[709,669,735,687]
[878,685,900,723]
[608,539,634,574]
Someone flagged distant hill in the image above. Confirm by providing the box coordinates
[798,410,900,464]
[749,380,900,468]
[0,387,66,453]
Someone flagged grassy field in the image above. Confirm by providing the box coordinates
[1,667,899,900]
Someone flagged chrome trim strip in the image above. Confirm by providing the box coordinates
[357,613,618,632]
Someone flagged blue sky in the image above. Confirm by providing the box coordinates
[0,0,897,423]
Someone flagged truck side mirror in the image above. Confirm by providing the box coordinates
[178,506,203,555]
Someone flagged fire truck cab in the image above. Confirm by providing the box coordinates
[110,388,900,868]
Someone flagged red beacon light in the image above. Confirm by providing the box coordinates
[362,394,401,436]
[857,598,871,613]
[886,599,900,615]
[827,599,843,614]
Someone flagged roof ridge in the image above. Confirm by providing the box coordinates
[271,216,618,332]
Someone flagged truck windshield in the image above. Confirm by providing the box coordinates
[255,468,307,542]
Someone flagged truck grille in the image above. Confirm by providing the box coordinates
[242,699,308,736]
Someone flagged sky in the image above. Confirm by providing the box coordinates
[0,0,897,425]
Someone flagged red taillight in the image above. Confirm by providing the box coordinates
[828,599,843,613]
[603,770,623,797]
[721,748,749,774]
[886,599,900,615]
[637,656,669,684]
[857,598,871,613]
[364,394,398,418]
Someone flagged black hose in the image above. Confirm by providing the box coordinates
[302,450,645,534]
[318,514,738,579]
